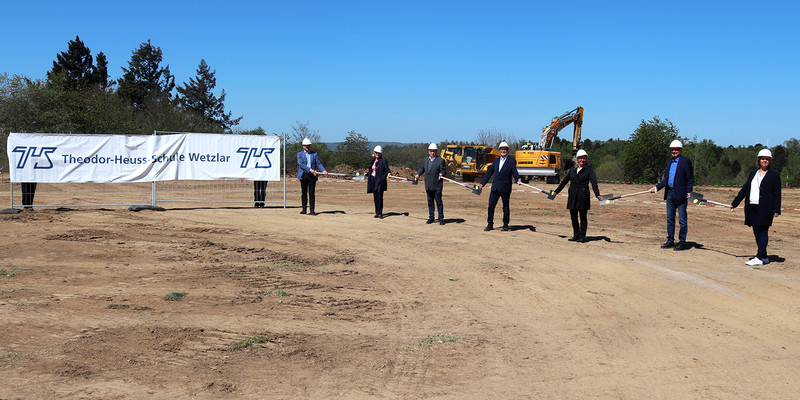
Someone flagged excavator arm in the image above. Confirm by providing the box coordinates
[538,106,583,154]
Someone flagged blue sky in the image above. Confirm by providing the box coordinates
[2,0,798,147]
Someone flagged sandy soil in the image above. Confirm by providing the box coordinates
[2,177,800,399]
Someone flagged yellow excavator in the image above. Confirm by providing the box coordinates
[516,106,583,183]
[439,144,501,182]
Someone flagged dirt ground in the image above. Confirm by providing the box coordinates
[2,177,800,399]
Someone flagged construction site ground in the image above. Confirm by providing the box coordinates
[2,178,800,399]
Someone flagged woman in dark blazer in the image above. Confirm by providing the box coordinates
[730,148,781,266]
[367,145,390,218]
[553,149,603,242]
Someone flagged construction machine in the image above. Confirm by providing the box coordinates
[439,144,501,182]
[516,106,583,183]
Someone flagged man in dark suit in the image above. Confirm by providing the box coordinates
[297,138,327,215]
[651,139,695,251]
[478,141,522,231]
[367,146,390,218]
[415,143,446,224]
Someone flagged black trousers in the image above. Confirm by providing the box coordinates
[253,181,267,207]
[300,174,317,212]
[749,205,770,259]
[487,190,510,226]
[373,191,384,216]
[426,189,444,220]
[21,182,37,209]
[569,209,589,239]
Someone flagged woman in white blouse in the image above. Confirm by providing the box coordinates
[730,149,782,266]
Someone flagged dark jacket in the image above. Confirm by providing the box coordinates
[731,168,781,226]
[554,164,601,210]
[479,156,520,193]
[417,156,446,191]
[367,157,389,193]
[655,156,694,203]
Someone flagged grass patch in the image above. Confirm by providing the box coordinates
[105,304,130,310]
[242,289,290,297]
[228,335,271,351]
[164,292,188,301]
[419,332,459,346]
[0,268,23,277]
[267,261,309,271]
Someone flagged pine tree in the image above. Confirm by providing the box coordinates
[47,35,107,90]
[176,59,241,131]
[117,40,175,108]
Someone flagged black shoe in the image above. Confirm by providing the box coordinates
[501,225,510,231]
[439,220,445,225]
[568,236,578,241]
[484,224,493,231]
[674,242,689,251]
[309,211,317,216]
[374,214,380,218]
[378,214,385,219]
[300,210,307,214]
[577,237,588,243]
[661,241,675,249]
[426,217,435,224]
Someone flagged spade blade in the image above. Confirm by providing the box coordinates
[411,178,419,185]
[688,192,705,205]
[471,185,482,195]
[546,190,557,200]
[599,194,614,205]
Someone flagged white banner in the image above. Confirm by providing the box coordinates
[7,132,282,183]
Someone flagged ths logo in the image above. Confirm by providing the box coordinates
[12,146,57,169]
[236,147,275,168]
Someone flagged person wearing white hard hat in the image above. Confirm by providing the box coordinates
[650,139,695,250]
[367,145,390,218]
[553,149,604,242]
[296,138,327,215]
[415,143,446,224]
[730,148,782,266]
[478,141,522,231]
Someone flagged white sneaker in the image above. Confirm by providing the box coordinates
[745,257,763,266]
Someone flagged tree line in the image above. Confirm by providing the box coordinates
[308,117,800,188]
[2,37,798,186]
[1,36,240,169]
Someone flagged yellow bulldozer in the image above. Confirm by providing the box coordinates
[439,144,501,182]
[516,106,583,183]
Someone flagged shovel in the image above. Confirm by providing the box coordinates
[441,176,482,195]
[519,182,556,200]
[598,195,614,206]
[600,190,650,205]
[388,174,419,185]
[688,192,729,207]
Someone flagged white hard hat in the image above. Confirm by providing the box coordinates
[757,148,772,158]
[498,141,509,149]
[301,138,312,146]
[576,149,588,158]
[669,140,683,149]
[428,142,438,150]
[373,145,383,153]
